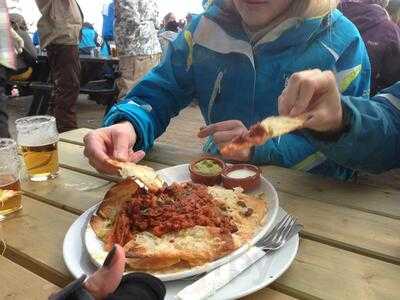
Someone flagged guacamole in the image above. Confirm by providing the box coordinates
[193,159,222,176]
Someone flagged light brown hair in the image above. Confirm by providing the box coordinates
[290,0,339,19]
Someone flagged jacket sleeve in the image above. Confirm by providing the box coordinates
[307,83,400,174]
[103,30,196,151]
[250,39,372,174]
[335,34,371,97]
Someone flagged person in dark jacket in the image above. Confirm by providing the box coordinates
[49,245,165,300]
[9,14,37,81]
[339,0,400,95]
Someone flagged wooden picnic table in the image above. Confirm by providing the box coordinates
[1,128,399,299]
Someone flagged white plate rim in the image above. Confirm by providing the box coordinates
[83,164,280,281]
[63,207,299,300]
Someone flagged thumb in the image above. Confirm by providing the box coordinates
[128,150,146,163]
[112,130,132,162]
[84,244,126,299]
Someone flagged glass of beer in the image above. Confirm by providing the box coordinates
[0,138,22,215]
[15,116,59,182]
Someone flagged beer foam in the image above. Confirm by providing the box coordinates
[18,135,58,147]
[16,116,58,146]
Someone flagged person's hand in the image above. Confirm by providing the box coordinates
[278,69,345,133]
[83,121,145,174]
[198,120,251,161]
[84,245,125,300]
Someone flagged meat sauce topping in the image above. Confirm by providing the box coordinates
[109,183,238,246]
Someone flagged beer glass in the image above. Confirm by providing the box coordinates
[0,139,22,215]
[15,116,59,181]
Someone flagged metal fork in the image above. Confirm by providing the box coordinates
[257,214,297,252]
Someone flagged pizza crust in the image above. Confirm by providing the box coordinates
[107,160,164,192]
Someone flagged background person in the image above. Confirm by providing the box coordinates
[0,0,17,138]
[35,0,83,133]
[79,22,102,55]
[278,69,400,173]
[339,0,400,95]
[8,13,37,82]
[114,0,162,98]
[102,0,115,55]
[84,0,371,181]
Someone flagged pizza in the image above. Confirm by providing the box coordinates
[89,178,267,272]
[221,115,307,157]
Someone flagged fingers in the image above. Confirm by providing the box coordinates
[279,74,301,116]
[84,132,117,174]
[128,150,146,163]
[111,128,133,162]
[198,120,244,138]
[279,69,335,117]
[84,244,126,299]
[289,77,317,117]
[213,127,246,145]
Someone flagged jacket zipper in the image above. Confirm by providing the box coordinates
[207,71,224,124]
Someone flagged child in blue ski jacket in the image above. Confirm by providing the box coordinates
[84,0,372,180]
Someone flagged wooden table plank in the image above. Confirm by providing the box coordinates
[0,256,59,300]
[262,166,400,220]
[59,141,167,181]
[277,239,400,300]
[244,289,297,300]
[3,197,399,300]
[60,129,400,220]
[0,196,76,286]
[60,128,204,165]
[280,192,400,265]
[59,128,91,145]
[32,143,400,264]
[21,167,113,215]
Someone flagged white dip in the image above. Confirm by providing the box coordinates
[227,169,256,179]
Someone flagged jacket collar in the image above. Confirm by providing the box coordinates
[202,1,343,51]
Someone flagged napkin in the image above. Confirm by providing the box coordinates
[176,246,265,300]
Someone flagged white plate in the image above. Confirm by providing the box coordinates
[83,164,279,281]
[64,207,299,300]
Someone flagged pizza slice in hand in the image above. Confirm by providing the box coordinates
[107,160,165,192]
[220,115,307,157]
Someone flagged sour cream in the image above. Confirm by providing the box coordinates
[227,169,257,179]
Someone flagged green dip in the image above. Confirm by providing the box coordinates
[194,159,222,176]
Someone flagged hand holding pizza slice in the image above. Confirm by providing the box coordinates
[220,115,307,157]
